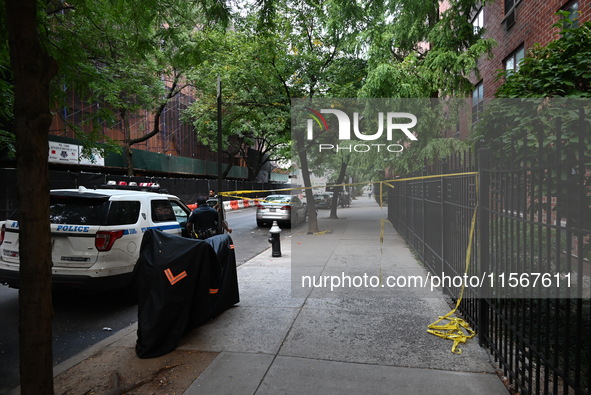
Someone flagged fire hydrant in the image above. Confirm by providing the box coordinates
[268,221,282,257]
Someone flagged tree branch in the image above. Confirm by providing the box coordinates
[128,70,182,145]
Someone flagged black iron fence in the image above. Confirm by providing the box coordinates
[387,117,590,394]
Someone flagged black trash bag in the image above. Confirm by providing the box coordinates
[134,229,222,358]
[204,234,240,318]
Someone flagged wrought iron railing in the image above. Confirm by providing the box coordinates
[387,111,590,394]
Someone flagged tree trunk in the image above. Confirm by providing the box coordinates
[124,75,181,177]
[120,109,135,176]
[126,144,134,176]
[222,159,233,179]
[247,149,265,181]
[5,0,57,393]
[295,134,319,233]
[329,159,348,219]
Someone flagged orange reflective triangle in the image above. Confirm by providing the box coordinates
[164,268,187,285]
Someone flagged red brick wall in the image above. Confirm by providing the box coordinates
[456,0,590,139]
[479,0,591,98]
[48,87,221,163]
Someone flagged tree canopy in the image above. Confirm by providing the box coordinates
[356,0,492,176]
[181,28,292,179]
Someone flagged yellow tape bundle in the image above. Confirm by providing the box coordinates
[427,315,475,354]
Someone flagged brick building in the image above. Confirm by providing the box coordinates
[46,83,250,178]
[462,0,590,139]
[48,85,226,164]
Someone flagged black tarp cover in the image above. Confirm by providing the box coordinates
[134,230,238,358]
[205,235,240,318]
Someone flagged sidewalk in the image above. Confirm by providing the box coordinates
[51,196,508,394]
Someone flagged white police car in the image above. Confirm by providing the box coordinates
[0,186,192,292]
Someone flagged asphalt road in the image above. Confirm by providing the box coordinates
[225,206,296,266]
[0,207,286,393]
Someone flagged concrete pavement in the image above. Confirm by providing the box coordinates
[183,196,507,394]
[51,196,508,394]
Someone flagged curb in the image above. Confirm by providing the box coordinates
[54,323,139,378]
[7,324,139,395]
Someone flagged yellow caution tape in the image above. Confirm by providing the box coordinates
[218,172,478,204]
[380,217,389,244]
[378,217,392,287]
[382,171,479,184]
[222,195,290,204]
[222,194,262,201]
[378,172,479,208]
[427,317,476,354]
[218,181,372,198]
[426,175,479,354]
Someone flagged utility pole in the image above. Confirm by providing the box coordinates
[217,76,225,234]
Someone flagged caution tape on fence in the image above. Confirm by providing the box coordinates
[425,174,479,354]
[377,171,480,353]
[378,171,479,208]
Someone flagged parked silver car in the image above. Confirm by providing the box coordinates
[313,192,332,209]
[256,195,307,227]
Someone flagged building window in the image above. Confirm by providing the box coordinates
[472,82,484,124]
[504,0,520,29]
[562,1,580,29]
[472,8,484,35]
[505,0,519,15]
[504,46,525,75]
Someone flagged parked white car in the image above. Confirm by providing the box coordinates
[0,186,192,292]
[256,194,307,228]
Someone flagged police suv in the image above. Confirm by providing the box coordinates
[0,185,192,292]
